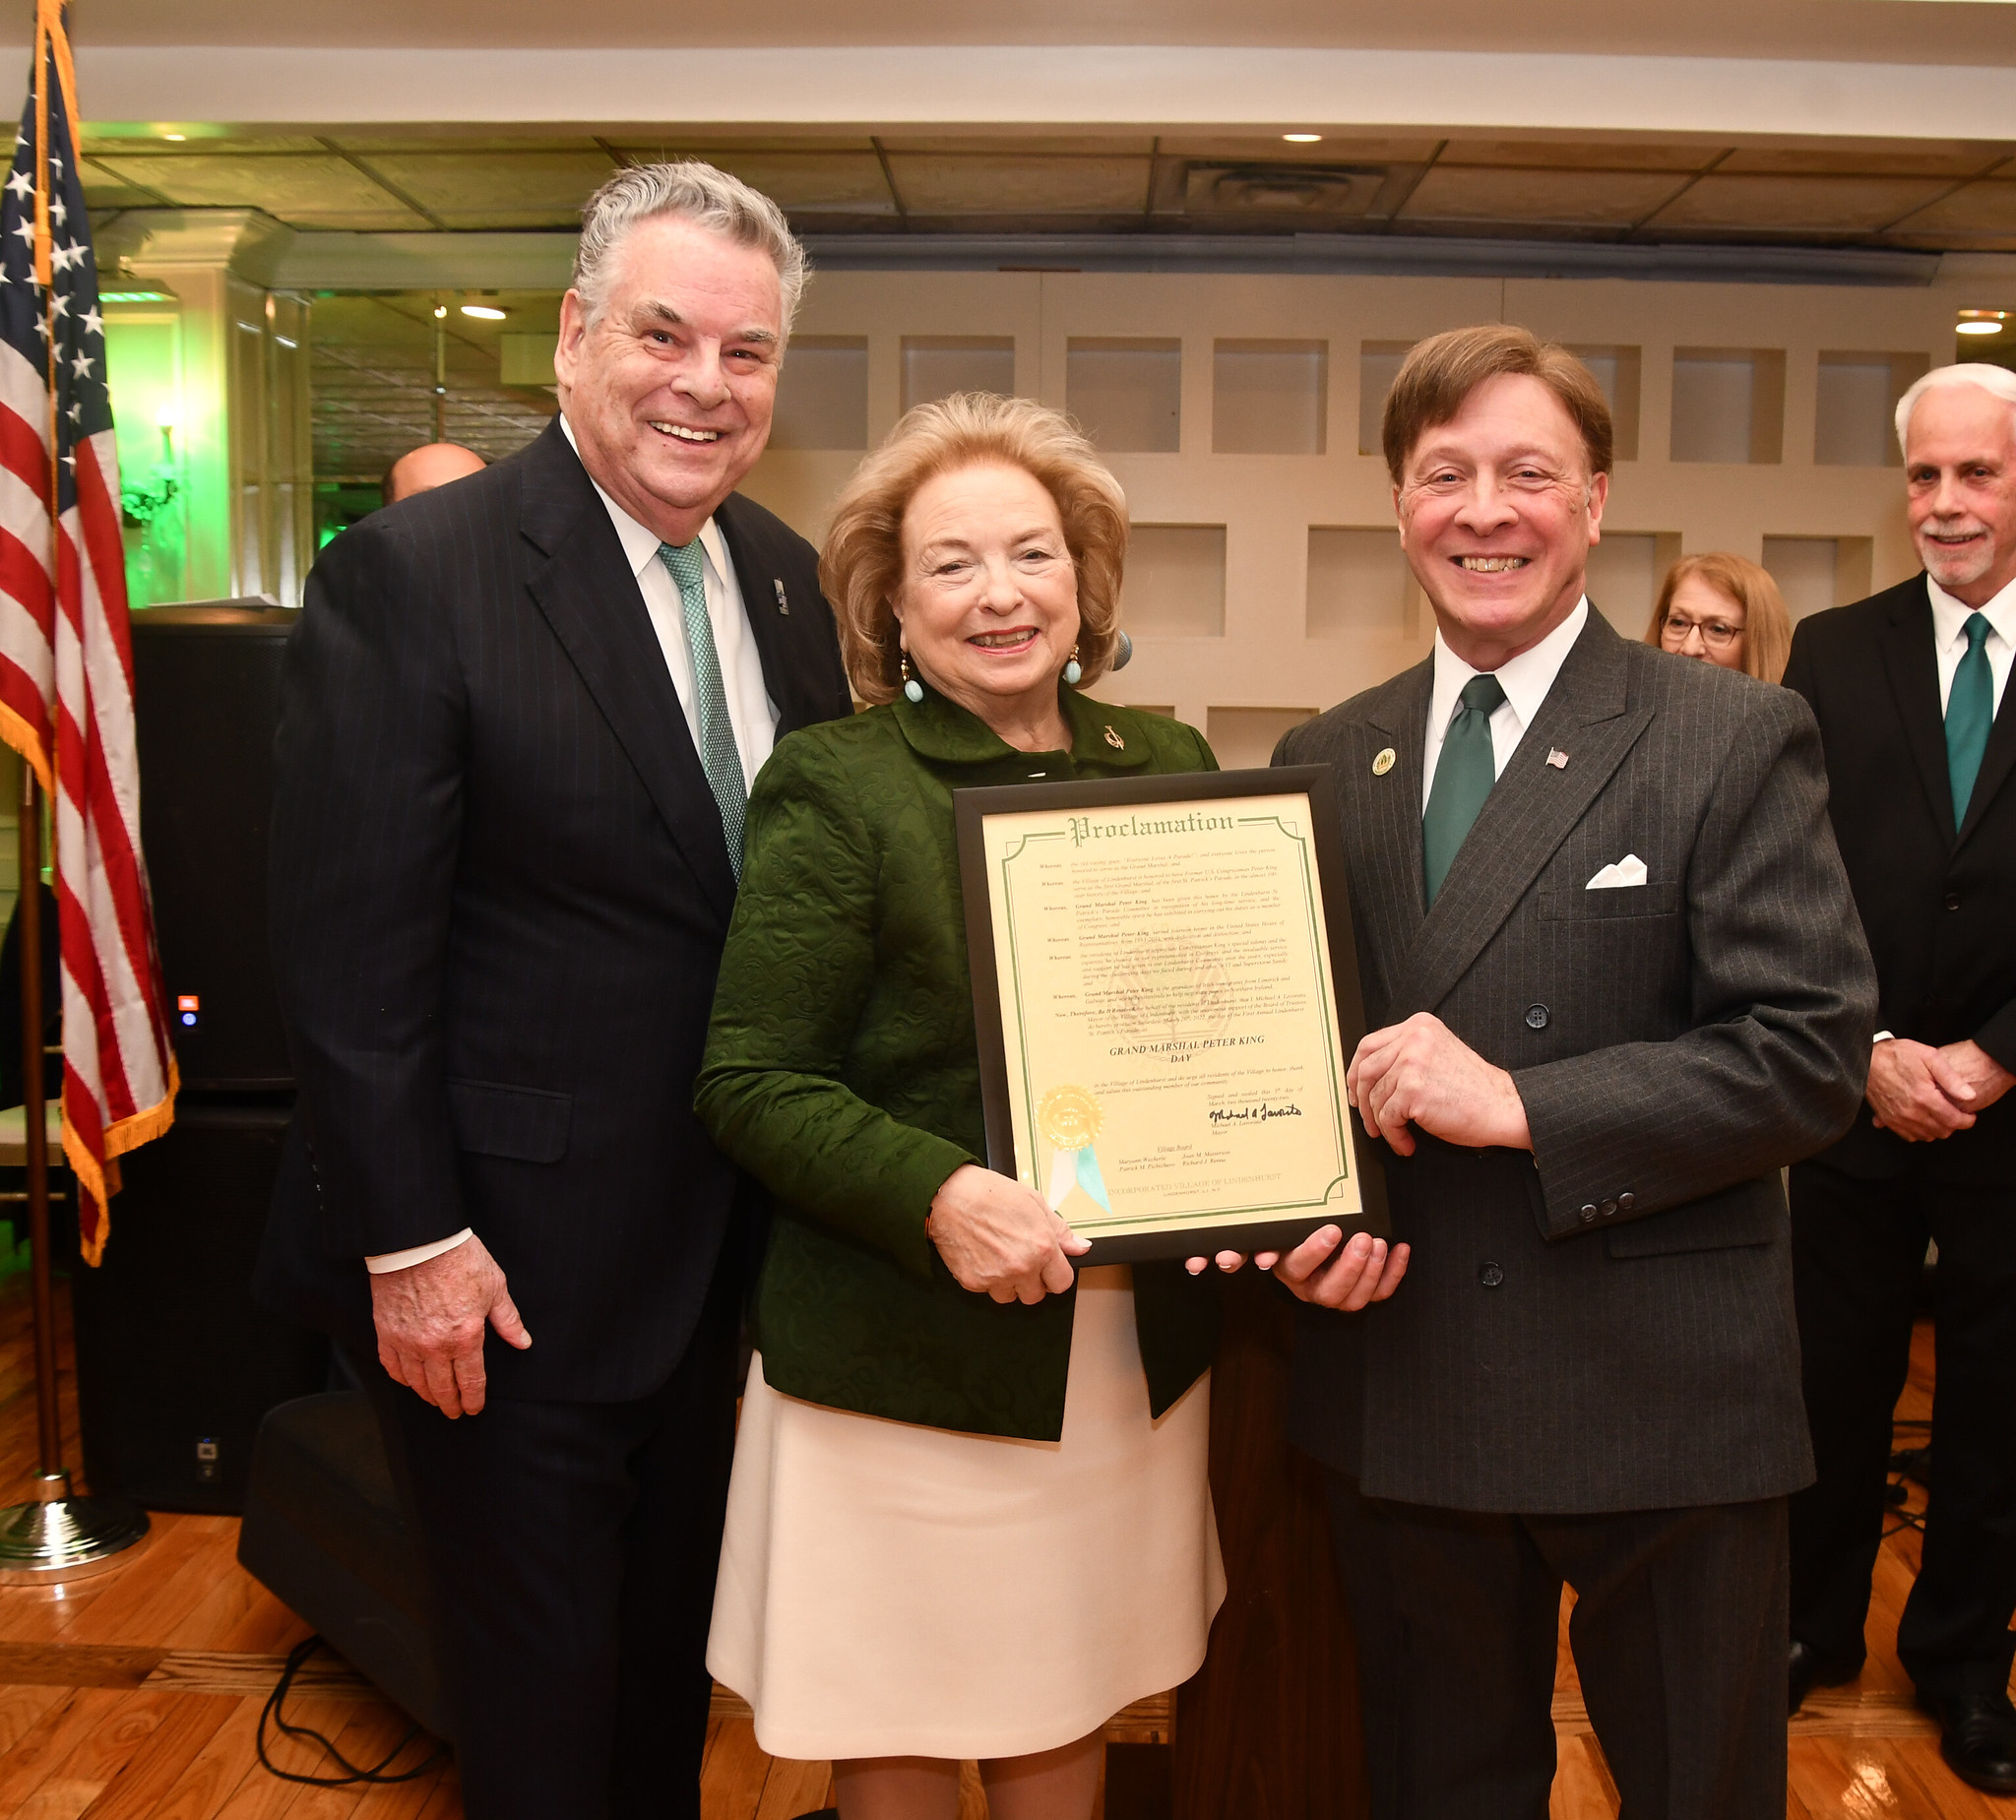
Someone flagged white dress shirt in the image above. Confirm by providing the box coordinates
[1927,573,2016,719]
[366,417,779,1276]
[1421,597,1590,812]
[1871,577,2014,1052]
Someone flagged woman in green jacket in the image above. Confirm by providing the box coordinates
[695,394,1223,1820]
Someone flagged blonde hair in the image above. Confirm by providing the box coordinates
[822,393,1128,706]
[1645,552,1793,685]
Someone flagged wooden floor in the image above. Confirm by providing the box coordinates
[0,1270,1994,1819]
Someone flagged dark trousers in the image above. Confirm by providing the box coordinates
[354,1269,741,1820]
[1325,1472,1789,1820]
[1789,1161,2016,1697]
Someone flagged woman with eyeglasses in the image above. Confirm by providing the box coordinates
[1645,552,1794,684]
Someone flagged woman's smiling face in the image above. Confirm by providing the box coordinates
[892,461,1082,730]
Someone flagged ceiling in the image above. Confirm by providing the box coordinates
[80,128,2016,250]
[309,292,556,480]
[38,0,2016,62]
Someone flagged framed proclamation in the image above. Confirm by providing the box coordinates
[956,766,1389,1264]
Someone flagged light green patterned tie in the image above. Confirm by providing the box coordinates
[1946,610,1993,830]
[658,539,747,879]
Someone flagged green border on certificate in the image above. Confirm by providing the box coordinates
[955,767,1388,1264]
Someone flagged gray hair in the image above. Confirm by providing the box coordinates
[1895,359,2016,454]
[574,160,808,339]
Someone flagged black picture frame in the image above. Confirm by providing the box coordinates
[955,765,1390,1264]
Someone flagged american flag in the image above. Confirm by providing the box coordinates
[0,2,175,1265]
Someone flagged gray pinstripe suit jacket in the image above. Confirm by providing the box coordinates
[1279,609,1876,1514]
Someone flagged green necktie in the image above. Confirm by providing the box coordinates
[1421,672,1507,907]
[658,540,748,879]
[1946,610,1994,830]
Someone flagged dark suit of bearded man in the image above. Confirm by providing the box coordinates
[1268,326,1874,1820]
[1782,364,2016,1795]
[256,165,852,1820]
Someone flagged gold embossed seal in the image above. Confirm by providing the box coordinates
[1037,1085,1102,1150]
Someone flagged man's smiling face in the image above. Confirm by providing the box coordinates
[554,212,783,545]
[1905,382,2016,609]
[1394,372,1607,671]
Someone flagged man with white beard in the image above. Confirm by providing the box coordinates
[1783,363,2016,1794]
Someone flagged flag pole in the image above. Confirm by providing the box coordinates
[20,767,59,1477]
[0,4,145,1581]
[0,764,147,1578]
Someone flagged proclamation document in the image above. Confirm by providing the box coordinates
[956,768,1387,1263]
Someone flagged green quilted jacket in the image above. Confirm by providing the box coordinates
[695,682,1223,1441]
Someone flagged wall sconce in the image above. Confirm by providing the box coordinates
[124,404,182,529]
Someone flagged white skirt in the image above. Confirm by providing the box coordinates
[706,1265,1226,1762]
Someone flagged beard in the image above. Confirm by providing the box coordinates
[1916,521,2001,592]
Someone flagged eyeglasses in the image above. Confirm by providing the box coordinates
[1660,613,1742,652]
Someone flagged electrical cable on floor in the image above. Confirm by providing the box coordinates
[256,1635,448,1787]
[1882,1417,1932,1538]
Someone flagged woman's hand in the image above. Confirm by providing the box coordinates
[926,1163,1091,1304]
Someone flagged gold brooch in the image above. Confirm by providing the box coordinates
[1103,725,1125,749]
[1372,746,1396,776]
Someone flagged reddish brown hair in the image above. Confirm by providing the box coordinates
[1382,325,1613,484]
[822,392,1128,706]
[1645,552,1794,685]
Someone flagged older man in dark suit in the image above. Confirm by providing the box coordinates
[1782,362,2016,1793]
[1269,326,1874,1819]
[258,164,852,1819]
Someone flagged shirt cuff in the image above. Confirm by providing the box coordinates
[1872,1031,1894,1044]
[365,1228,474,1274]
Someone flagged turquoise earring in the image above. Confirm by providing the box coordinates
[1063,644,1083,686]
[901,648,923,704]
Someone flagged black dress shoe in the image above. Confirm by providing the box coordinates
[1922,1691,2016,1794]
[1789,1639,1862,1715]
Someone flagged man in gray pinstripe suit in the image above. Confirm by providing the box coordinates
[1269,326,1875,1818]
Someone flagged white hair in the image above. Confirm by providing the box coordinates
[1895,360,2016,454]
[573,160,808,339]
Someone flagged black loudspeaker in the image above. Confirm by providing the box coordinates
[130,602,297,1092]
[69,1101,328,1512]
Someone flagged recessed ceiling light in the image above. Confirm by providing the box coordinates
[432,305,447,318]
[1958,309,2008,335]
[461,304,507,321]
[162,133,186,142]
[1283,133,1323,144]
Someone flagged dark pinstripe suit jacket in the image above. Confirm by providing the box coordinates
[257,418,854,1402]
[1279,609,1876,1513]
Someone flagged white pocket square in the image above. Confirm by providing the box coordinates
[1586,853,1649,890]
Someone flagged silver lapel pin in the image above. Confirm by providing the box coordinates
[773,580,789,615]
[1546,747,1569,770]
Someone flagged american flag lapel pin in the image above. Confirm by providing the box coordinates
[1546,747,1569,770]
[773,580,789,615]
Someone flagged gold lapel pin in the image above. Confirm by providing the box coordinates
[1103,725,1125,749]
[1371,747,1396,776]
[1546,747,1569,770]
